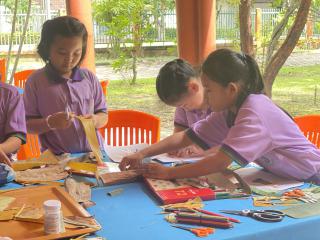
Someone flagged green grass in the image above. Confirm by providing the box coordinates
[272,65,320,116]
[107,65,320,137]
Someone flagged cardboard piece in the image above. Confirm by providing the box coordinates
[0,185,100,239]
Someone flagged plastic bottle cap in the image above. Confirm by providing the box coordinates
[43,200,61,211]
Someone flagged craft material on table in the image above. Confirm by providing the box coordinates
[15,165,68,184]
[0,196,15,211]
[253,196,300,207]
[162,197,204,210]
[99,170,140,185]
[145,170,251,204]
[282,189,317,203]
[282,201,320,218]
[166,212,233,228]
[171,224,214,237]
[12,150,59,171]
[220,209,285,222]
[0,185,100,239]
[65,178,92,203]
[107,188,124,196]
[235,167,304,192]
[76,116,104,165]
[105,143,149,162]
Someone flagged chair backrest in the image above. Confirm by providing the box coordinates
[294,115,320,148]
[100,80,109,96]
[17,134,41,160]
[0,59,5,82]
[13,69,35,88]
[99,109,160,146]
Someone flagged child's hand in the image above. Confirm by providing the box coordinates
[168,145,204,158]
[47,112,74,129]
[0,147,12,167]
[141,163,171,179]
[119,152,145,170]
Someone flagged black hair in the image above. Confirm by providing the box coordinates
[37,16,88,65]
[156,59,198,104]
[202,48,265,126]
[202,48,264,107]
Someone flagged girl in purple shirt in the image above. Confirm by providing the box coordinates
[0,82,26,166]
[120,49,320,184]
[156,59,212,157]
[24,16,108,154]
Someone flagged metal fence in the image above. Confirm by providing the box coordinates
[0,7,319,48]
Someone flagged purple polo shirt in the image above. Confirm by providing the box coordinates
[0,82,26,145]
[174,107,212,129]
[23,65,107,154]
[188,94,320,183]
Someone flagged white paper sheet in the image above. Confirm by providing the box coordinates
[105,143,203,164]
[235,167,304,192]
[105,143,150,162]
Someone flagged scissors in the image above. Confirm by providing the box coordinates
[171,224,214,237]
[220,209,285,222]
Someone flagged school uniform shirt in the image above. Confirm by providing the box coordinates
[23,64,107,154]
[0,82,26,147]
[174,107,212,129]
[187,94,320,183]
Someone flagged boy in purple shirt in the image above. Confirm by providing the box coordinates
[0,82,26,165]
[120,49,320,184]
[156,59,212,157]
[24,16,108,154]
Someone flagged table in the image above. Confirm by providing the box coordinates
[2,165,320,239]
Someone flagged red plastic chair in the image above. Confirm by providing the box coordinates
[100,80,109,96]
[0,59,5,82]
[294,115,320,148]
[13,69,35,89]
[17,134,41,160]
[99,109,160,146]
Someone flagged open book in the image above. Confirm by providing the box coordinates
[105,143,203,164]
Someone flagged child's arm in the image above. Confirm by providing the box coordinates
[82,112,108,129]
[0,147,12,166]
[142,150,232,179]
[119,130,193,170]
[0,136,22,155]
[27,112,73,134]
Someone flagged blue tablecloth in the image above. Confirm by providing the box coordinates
[2,160,320,239]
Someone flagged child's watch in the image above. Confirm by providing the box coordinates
[46,115,56,130]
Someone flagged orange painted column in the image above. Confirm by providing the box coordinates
[197,0,216,64]
[176,0,216,67]
[66,0,96,73]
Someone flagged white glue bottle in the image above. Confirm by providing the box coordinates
[43,200,65,234]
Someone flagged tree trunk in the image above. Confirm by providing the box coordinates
[9,0,32,85]
[263,0,311,97]
[5,0,18,83]
[264,1,299,69]
[239,0,254,57]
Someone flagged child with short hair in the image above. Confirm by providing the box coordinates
[156,59,214,157]
[0,82,26,166]
[120,49,320,184]
[24,16,108,154]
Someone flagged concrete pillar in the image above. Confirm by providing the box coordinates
[66,0,96,73]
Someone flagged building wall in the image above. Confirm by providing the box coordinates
[34,0,66,11]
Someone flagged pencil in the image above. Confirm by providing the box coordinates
[194,208,241,223]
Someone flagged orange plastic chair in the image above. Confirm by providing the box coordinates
[17,134,41,160]
[100,80,109,96]
[13,69,35,89]
[294,115,320,148]
[0,59,5,82]
[99,109,160,146]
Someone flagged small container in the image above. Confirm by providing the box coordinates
[43,200,65,234]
